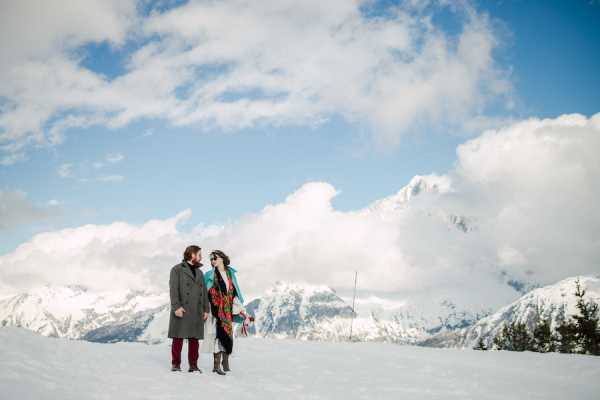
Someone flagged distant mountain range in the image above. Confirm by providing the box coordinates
[0,279,483,344]
[0,285,168,342]
[243,281,486,344]
[3,275,597,347]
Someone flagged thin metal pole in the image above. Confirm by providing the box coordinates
[349,271,358,341]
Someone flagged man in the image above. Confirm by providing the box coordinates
[168,245,209,372]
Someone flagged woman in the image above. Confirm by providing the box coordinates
[203,250,247,375]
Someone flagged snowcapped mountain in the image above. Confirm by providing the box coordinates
[245,281,355,337]
[4,275,595,347]
[365,174,453,212]
[0,280,488,345]
[139,281,487,344]
[0,285,168,342]
[243,281,485,344]
[362,174,476,233]
[420,275,600,349]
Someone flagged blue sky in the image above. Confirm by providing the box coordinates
[1,0,599,257]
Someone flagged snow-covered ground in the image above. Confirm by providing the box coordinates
[1,327,598,400]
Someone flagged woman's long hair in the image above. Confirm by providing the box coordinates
[210,250,230,267]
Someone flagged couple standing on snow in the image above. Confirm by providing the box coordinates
[167,245,252,375]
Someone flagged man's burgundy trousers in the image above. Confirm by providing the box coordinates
[171,338,199,368]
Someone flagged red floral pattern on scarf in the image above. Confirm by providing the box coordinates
[208,269,235,337]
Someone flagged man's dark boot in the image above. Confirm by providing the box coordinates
[222,352,231,372]
[188,366,202,373]
[171,365,181,372]
[213,352,226,375]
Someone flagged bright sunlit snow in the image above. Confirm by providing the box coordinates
[1,327,598,400]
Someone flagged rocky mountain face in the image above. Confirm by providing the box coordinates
[242,281,486,344]
[0,280,481,345]
[244,281,354,337]
[3,276,597,347]
[0,285,168,343]
[419,275,600,349]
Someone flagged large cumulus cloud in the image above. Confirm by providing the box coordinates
[0,0,510,163]
[1,113,598,314]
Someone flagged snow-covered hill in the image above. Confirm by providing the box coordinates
[1,327,598,400]
[0,281,493,345]
[244,281,485,344]
[421,275,600,349]
[4,275,595,347]
[245,281,354,336]
[0,285,168,342]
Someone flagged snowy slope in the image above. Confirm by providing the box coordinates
[245,281,354,336]
[4,275,593,347]
[1,327,599,400]
[142,281,476,344]
[243,281,485,344]
[138,306,171,344]
[0,281,489,345]
[0,285,168,341]
[421,275,600,349]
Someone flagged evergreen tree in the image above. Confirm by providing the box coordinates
[555,319,578,353]
[533,318,556,353]
[572,278,600,355]
[510,321,535,351]
[474,337,488,350]
[492,321,535,351]
[489,278,600,356]
[492,323,510,350]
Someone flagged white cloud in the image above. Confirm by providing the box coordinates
[2,114,598,312]
[0,0,138,154]
[105,152,124,163]
[445,112,600,286]
[91,153,124,169]
[57,154,125,182]
[0,210,192,292]
[0,0,136,69]
[57,163,73,178]
[0,0,511,162]
[0,190,57,230]
[0,152,27,166]
[96,175,125,182]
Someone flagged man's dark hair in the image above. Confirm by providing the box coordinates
[183,245,201,261]
[210,250,230,267]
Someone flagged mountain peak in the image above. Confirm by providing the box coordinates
[246,281,354,337]
[421,275,600,349]
[366,174,453,213]
[0,285,168,341]
[266,281,337,296]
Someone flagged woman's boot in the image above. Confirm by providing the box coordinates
[213,352,226,375]
[222,351,231,372]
